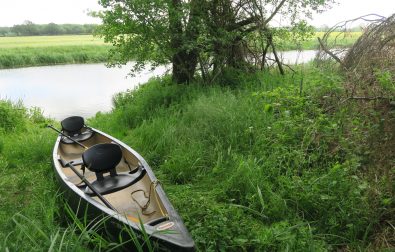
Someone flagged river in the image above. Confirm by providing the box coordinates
[0,50,317,120]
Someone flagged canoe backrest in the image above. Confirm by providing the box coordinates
[82,143,122,173]
[61,116,85,136]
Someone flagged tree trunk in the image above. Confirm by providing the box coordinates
[169,0,200,84]
[267,34,284,75]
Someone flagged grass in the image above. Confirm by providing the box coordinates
[0,35,110,68]
[277,31,362,51]
[0,63,393,251]
[89,66,393,250]
[0,102,155,251]
[0,32,362,69]
[0,35,105,48]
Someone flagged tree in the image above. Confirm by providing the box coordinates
[94,0,203,83]
[0,27,10,36]
[43,23,62,35]
[12,20,40,36]
[95,0,334,84]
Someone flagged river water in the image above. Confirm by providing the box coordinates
[0,50,317,120]
[0,64,168,120]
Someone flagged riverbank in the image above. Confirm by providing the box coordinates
[0,35,110,68]
[1,64,393,251]
[0,32,361,69]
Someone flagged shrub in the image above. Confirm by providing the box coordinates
[0,100,26,132]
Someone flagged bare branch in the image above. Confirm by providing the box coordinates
[262,0,287,26]
[317,37,343,65]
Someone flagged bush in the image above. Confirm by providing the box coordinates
[0,100,26,132]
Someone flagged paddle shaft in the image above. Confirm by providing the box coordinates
[66,161,116,211]
[47,125,88,149]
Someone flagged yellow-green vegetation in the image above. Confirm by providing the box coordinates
[278,31,362,51]
[0,35,105,48]
[0,35,110,69]
[1,65,393,251]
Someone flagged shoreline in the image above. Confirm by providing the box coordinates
[0,33,360,70]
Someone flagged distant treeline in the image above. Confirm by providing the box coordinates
[0,21,98,36]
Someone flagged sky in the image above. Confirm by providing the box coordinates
[0,0,394,27]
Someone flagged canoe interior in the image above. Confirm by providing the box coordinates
[56,131,168,224]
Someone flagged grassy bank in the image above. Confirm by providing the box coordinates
[0,32,361,69]
[0,104,131,251]
[279,31,362,51]
[89,67,393,250]
[1,63,393,251]
[0,35,110,68]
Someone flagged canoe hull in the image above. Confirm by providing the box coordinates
[52,127,195,251]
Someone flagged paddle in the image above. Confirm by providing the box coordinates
[47,125,116,211]
[64,160,116,211]
[47,125,88,149]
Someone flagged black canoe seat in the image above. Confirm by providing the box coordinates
[82,143,146,196]
[60,116,94,144]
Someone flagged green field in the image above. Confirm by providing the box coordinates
[0,35,106,48]
[278,31,362,51]
[1,64,393,251]
[0,32,361,69]
[0,35,110,68]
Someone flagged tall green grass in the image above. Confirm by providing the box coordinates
[1,63,393,251]
[89,66,393,251]
[0,45,110,69]
[0,35,109,69]
[0,102,156,251]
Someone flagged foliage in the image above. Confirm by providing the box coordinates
[0,100,26,132]
[94,0,335,83]
[0,101,156,251]
[89,65,394,250]
[1,64,394,251]
[317,14,395,99]
[0,32,361,70]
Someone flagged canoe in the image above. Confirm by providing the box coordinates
[51,116,195,251]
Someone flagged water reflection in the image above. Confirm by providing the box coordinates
[0,63,168,120]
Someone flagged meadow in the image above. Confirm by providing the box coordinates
[0,35,110,68]
[0,63,393,251]
[277,31,362,51]
[0,35,105,48]
[0,32,361,69]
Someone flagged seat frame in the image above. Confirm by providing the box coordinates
[82,143,146,196]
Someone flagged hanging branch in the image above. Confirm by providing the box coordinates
[317,37,343,65]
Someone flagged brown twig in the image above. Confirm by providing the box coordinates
[317,37,343,65]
